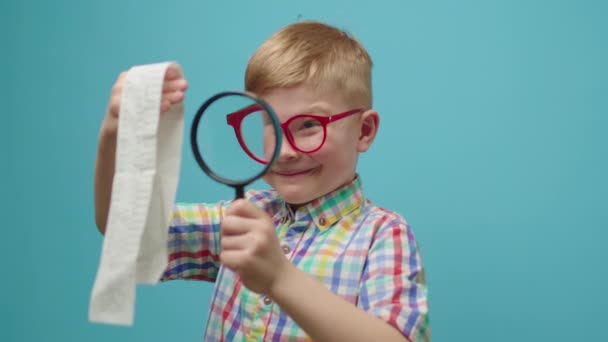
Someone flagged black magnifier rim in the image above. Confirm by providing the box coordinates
[191,91,282,188]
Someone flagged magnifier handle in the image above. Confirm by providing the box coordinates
[235,186,245,199]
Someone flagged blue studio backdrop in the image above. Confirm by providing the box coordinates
[2,0,606,341]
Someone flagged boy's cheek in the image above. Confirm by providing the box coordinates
[261,173,274,187]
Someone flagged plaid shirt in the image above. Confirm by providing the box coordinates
[161,177,430,341]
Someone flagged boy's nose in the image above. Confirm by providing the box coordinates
[277,136,299,161]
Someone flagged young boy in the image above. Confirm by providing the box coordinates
[95,21,430,341]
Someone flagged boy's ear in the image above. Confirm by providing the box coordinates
[357,109,379,152]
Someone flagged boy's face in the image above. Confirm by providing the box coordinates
[260,84,377,205]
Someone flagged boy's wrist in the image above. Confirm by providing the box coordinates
[268,259,299,300]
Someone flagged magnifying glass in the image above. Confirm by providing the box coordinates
[190,91,282,199]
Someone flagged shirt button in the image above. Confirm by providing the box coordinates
[281,244,291,254]
[318,217,326,226]
[263,296,272,305]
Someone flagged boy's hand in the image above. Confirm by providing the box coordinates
[220,199,290,294]
[94,63,188,234]
[100,64,188,139]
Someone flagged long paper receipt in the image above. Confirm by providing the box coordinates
[89,62,183,326]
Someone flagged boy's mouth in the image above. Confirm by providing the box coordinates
[272,168,314,177]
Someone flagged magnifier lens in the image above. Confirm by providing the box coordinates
[238,106,277,164]
[191,92,281,194]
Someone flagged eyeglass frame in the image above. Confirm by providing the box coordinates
[226,105,364,164]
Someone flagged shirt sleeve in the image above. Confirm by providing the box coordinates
[357,216,431,342]
[160,201,227,282]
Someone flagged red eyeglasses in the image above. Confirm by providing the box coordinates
[227,105,363,164]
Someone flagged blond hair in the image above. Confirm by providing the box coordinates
[245,21,373,108]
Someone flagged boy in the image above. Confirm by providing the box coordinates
[95,21,430,341]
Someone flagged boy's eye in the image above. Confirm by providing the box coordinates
[299,119,322,130]
[288,116,323,137]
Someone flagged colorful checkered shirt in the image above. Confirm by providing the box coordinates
[161,177,430,341]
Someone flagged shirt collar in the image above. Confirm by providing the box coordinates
[284,175,365,231]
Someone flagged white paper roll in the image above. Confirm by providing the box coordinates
[89,62,184,326]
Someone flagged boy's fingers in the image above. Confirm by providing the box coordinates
[110,72,127,96]
[109,67,185,116]
[165,64,183,80]
[162,79,188,93]
[109,100,120,117]
[220,233,251,251]
[114,71,128,85]
[220,250,247,271]
[164,90,184,104]
[159,92,184,113]
[225,199,264,218]
[160,100,171,113]
[221,215,253,236]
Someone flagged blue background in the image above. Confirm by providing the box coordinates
[3,0,606,341]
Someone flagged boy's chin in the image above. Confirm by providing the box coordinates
[262,171,337,205]
[267,180,323,205]
[275,187,318,206]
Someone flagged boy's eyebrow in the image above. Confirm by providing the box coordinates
[296,103,333,115]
